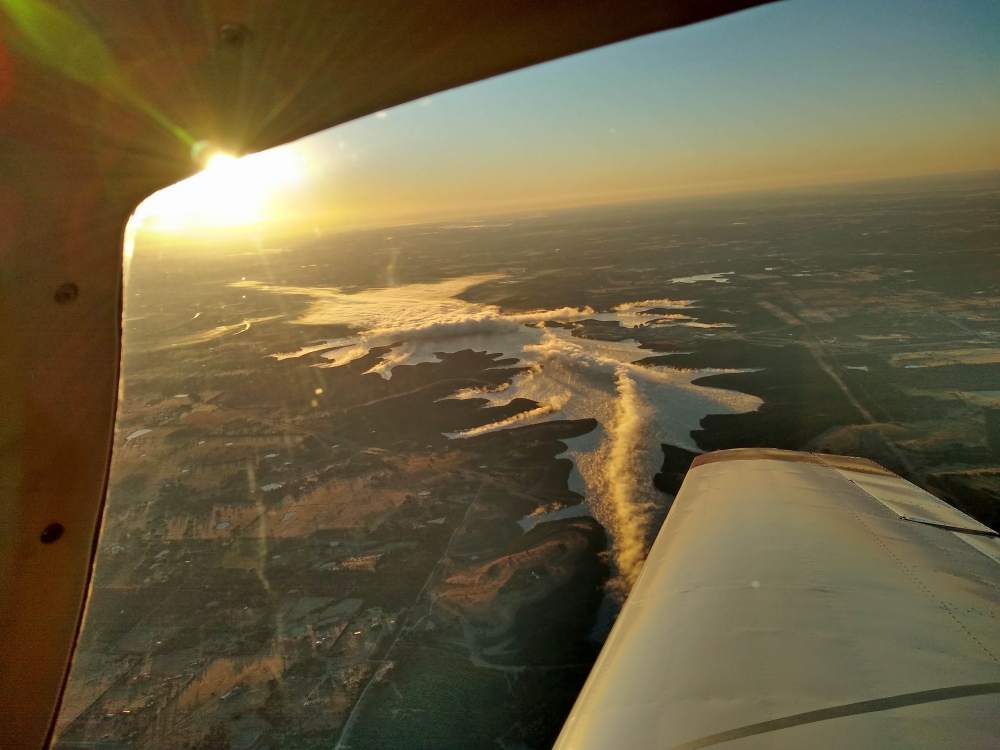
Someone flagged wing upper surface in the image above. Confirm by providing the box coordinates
[555,449,1000,749]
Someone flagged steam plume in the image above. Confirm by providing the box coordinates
[602,369,654,593]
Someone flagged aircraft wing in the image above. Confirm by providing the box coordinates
[554,449,1000,749]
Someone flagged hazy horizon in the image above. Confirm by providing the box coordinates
[136,167,1000,251]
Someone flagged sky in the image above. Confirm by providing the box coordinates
[137,0,1000,237]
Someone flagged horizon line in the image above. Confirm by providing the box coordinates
[135,166,1000,249]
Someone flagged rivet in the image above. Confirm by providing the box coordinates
[54,282,79,304]
[218,23,251,48]
[40,522,65,544]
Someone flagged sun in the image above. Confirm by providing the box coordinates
[133,146,304,235]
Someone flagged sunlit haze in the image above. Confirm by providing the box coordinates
[135,0,1000,239]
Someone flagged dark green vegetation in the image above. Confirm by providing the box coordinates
[57,173,999,749]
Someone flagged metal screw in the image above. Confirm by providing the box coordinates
[54,282,78,304]
[40,522,64,544]
[218,23,251,48]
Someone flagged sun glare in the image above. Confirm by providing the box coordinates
[134,147,303,235]
[204,151,240,172]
